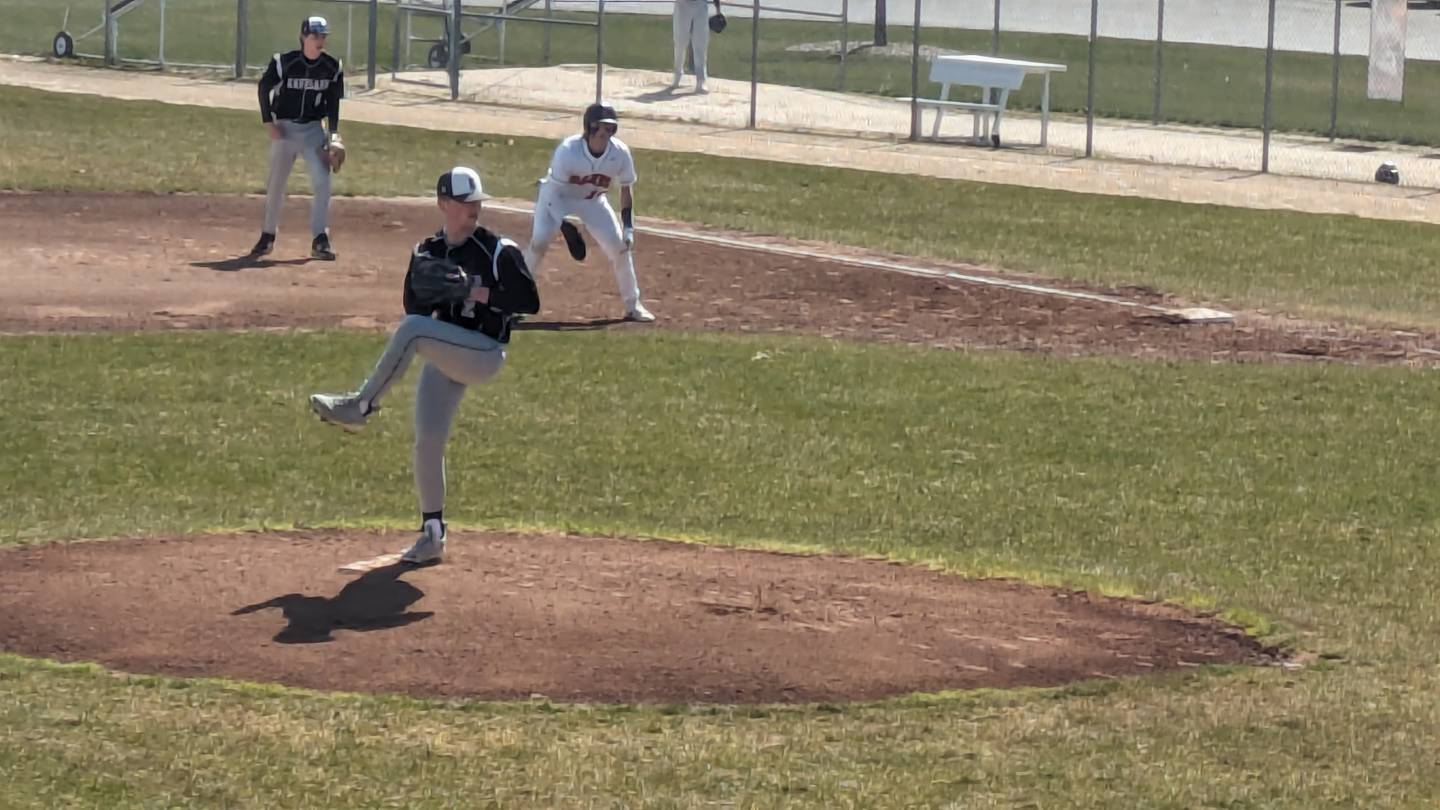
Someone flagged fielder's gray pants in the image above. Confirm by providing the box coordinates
[355,315,507,514]
[263,119,332,237]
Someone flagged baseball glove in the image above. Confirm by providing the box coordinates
[559,220,587,262]
[324,134,347,173]
[407,256,471,311]
[708,13,727,33]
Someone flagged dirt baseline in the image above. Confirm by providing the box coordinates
[0,530,1272,704]
[4,191,1440,364]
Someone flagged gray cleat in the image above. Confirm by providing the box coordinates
[309,392,373,432]
[401,519,447,565]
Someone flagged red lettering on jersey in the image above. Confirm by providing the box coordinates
[567,173,612,189]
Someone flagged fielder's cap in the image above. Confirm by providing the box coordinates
[437,166,488,202]
[301,15,330,36]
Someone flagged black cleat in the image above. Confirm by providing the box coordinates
[311,233,336,261]
[249,232,275,257]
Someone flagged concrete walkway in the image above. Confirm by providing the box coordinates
[4,55,1438,224]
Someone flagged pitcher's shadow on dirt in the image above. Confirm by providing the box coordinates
[231,564,433,644]
[191,256,316,272]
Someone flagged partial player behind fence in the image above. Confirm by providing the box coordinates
[251,15,346,261]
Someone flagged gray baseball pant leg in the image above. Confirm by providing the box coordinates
[414,363,467,514]
[297,123,332,237]
[356,315,506,410]
[262,120,331,237]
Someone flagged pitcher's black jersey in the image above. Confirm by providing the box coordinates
[258,50,344,131]
[404,228,541,343]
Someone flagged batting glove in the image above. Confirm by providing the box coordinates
[622,226,634,249]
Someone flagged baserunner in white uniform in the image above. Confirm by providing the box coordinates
[524,103,655,323]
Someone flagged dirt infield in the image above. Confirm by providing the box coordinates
[5,191,1440,364]
[0,190,1323,703]
[0,530,1274,704]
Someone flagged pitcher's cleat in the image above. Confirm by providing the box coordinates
[309,392,374,433]
[401,519,447,565]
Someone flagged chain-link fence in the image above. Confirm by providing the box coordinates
[5,0,1440,185]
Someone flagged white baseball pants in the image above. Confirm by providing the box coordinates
[525,184,642,310]
[673,0,711,89]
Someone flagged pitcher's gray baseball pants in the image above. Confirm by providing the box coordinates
[263,119,332,237]
[355,314,506,514]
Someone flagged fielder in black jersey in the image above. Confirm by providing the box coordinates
[309,167,540,566]
[249,15,346,261]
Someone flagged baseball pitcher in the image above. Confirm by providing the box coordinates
[524,103,655,323]
[309,167,540,565]
[251,15,346,261]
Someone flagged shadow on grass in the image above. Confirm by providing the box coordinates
[231,564,432,644]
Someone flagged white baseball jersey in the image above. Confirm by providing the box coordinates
[542,134,638,201]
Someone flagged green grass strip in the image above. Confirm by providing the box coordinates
[4,0,1439,144]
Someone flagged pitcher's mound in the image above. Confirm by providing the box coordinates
[0,530,1274,703]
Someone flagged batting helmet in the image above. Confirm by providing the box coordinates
[1375,161,1400,185]
[583,102,619,135]
[708,13,727,34]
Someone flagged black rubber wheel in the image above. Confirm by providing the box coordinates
[52,31,74,59]
[426,42,448,69]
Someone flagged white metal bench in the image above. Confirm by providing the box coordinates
[901,55,1068,148]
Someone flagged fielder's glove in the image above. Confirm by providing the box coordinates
[325,133,347,173]
[560,220,587,262]
[407,257,471,311]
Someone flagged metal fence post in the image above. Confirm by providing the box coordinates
[234,0,247,78]
[749,0,759,129]
[391,4,402,75]
[1085,0,1097,157]
[1152,0,1164,124]
[159,0,166,68]
[1262,0,1276,172]
[1329,0,1341,140]
[499,1,508,66]
[367,0,378,90]
[346,5,353,72]
[910,0,921,140]
[839,0,848,91]
[991,0,1000,55]
[104,0,116,66]
[597,0,606,103]
[449,0,461,100]
[543,0,553,66]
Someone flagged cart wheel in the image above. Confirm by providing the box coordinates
[427,43,448,69]
[52,31,75,59]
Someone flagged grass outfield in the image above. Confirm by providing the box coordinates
[3,330,1440,807]
[2,0,1439,145]
[5,84,1440,327]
